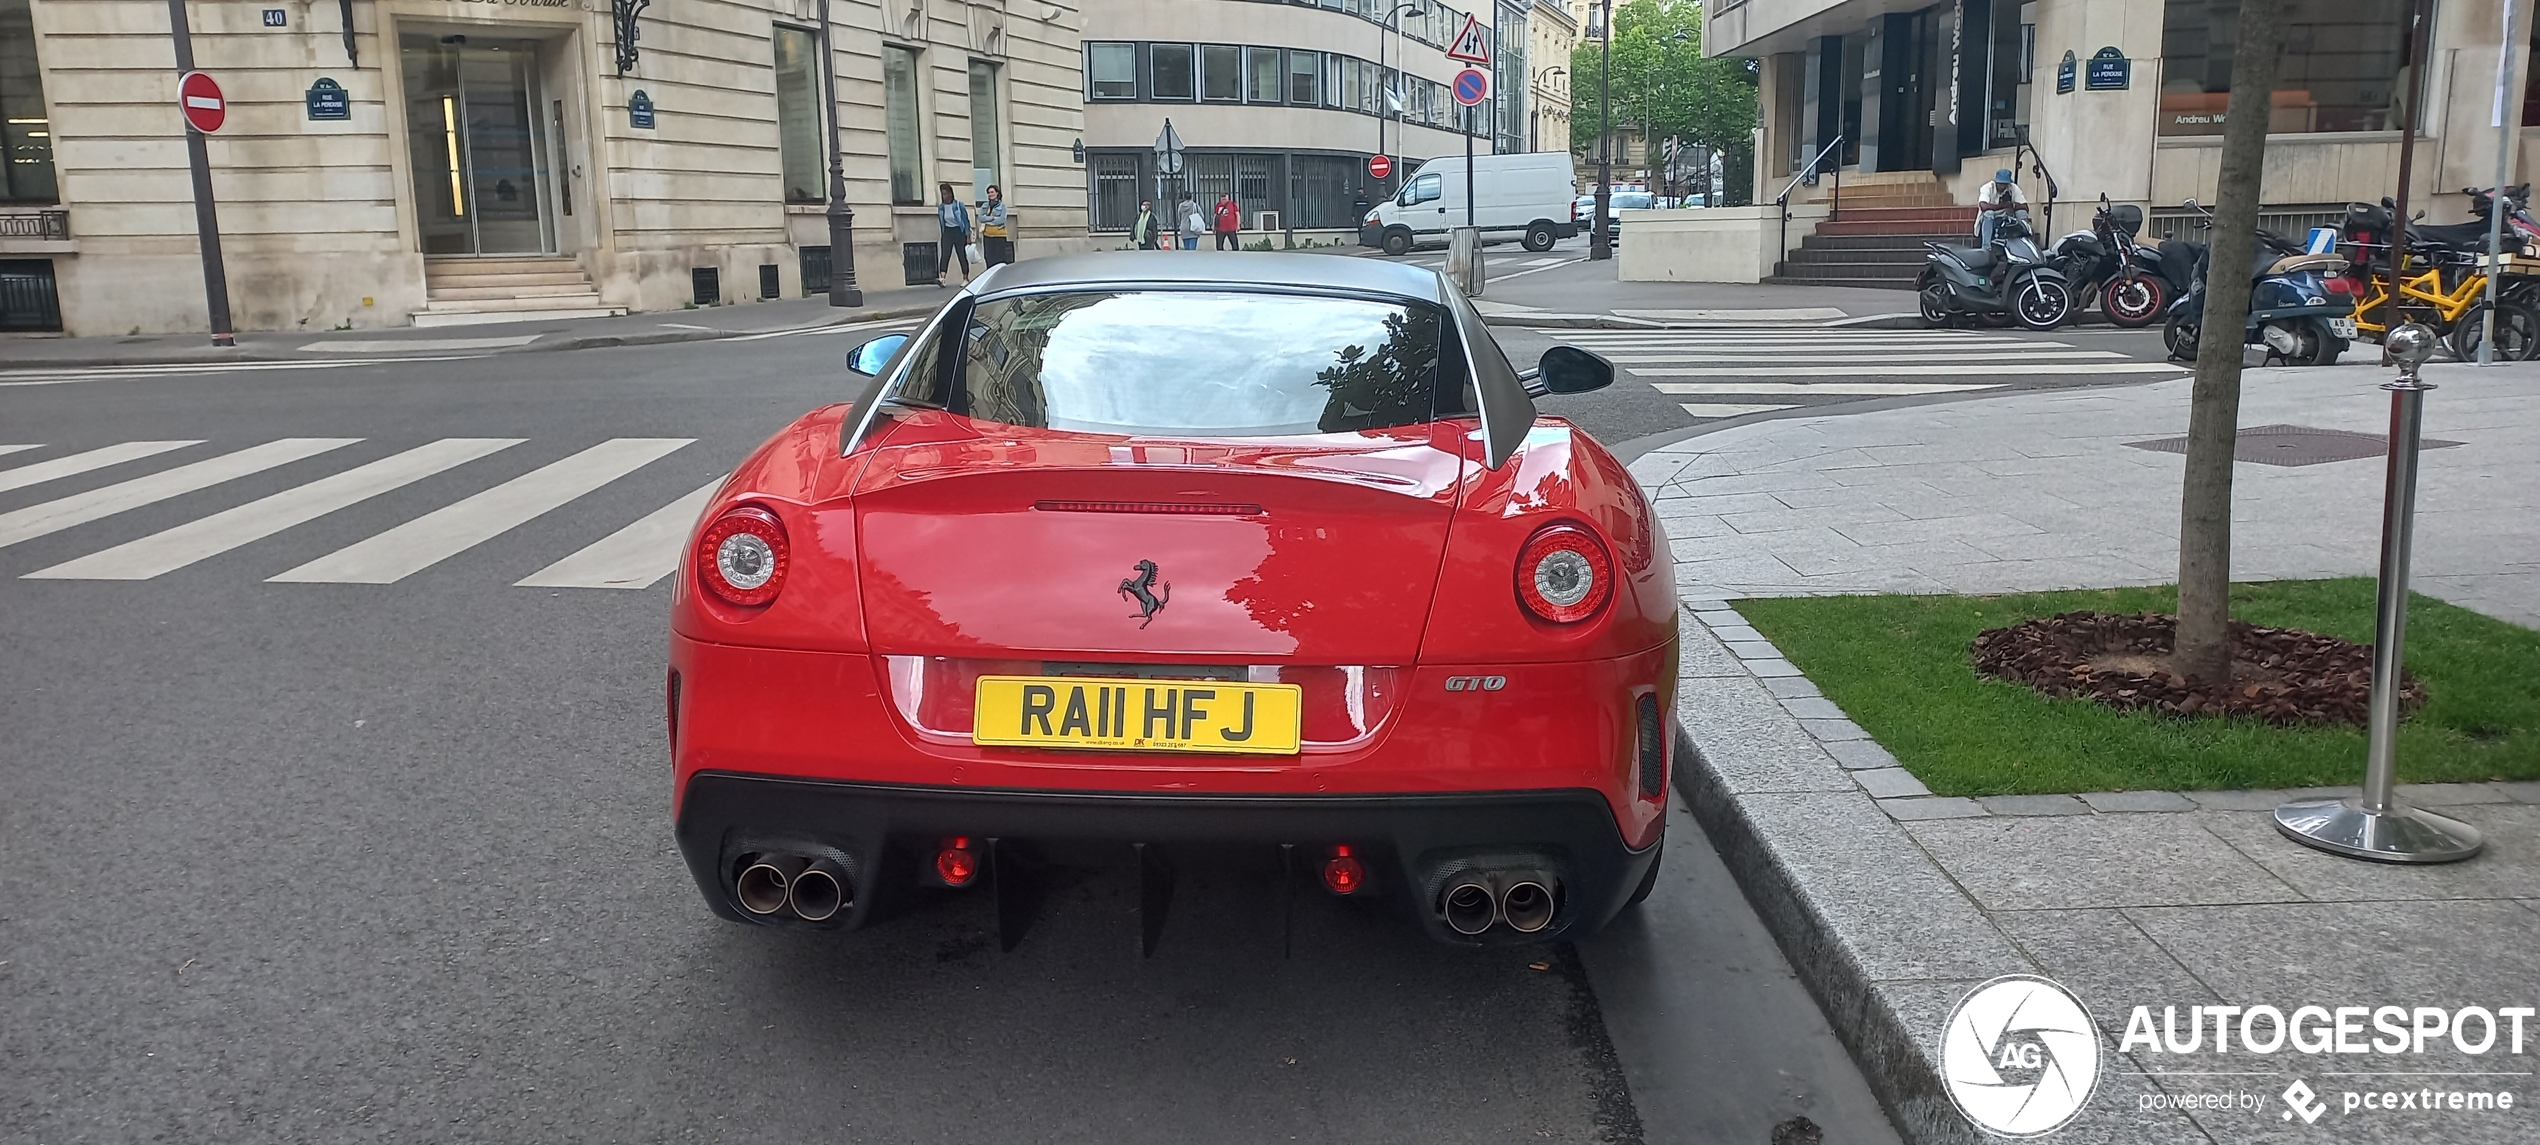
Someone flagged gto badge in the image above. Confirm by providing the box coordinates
[1117,559,1170,628]
[1444,675,1507,692]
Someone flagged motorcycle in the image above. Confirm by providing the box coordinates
[2163,200,2357,366]
[2050,194,2168,327]
[2333,189,2540,360]
[1916,212,2074,330]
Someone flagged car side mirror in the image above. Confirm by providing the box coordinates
[1520,345,1613,397]
[847,333,909,376]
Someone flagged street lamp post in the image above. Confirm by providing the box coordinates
[1590,0,1613,260]
[816,0,860,306]
[1378,3,1426,198]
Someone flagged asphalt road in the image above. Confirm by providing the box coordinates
[0,315,1920,1142]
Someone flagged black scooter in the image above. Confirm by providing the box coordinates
[2050,194,2167,327]
[1916,213,2073,330]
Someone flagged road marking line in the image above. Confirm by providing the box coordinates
[0,356,490,388]
[295,336,540,353]
[268,438,692,584]
[1485,258,1582,285]
[26,439,523,581]
[1677,402,1799,418]
[727,318,921,342]
[516,477,724,590]
[0,441,201,494]
[0,445,39,459]
[1523,257,1566,267]
[1550,335,2040,347]
[1652,381,2005,395]
[1609,350,2129,362]
[1613,308,1851,321]
[1635,363,2185,377]
[0,438,362,549]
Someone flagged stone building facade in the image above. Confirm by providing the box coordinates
[1716,0,2536,230]
[1527,0,1573,154]
[0,0,1088,336]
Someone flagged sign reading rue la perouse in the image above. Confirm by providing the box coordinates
[2085,46,2132,90]
[305,77,349,121]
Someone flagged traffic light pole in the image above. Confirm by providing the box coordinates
[167,0,235,346]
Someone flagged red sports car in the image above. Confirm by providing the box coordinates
[669,253,1678,949]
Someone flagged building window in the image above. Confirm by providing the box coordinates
[1088,41,1136,99]
[772,26,824,205]
[0,0,57,204]
[968,60,1001,201]
[1202,44,1243,101]
[1089,151,1140,231]
[1288,50,1320,106]
[884,45,924,205]
[1152,43,1196,101]
[2158,0,2413,135]
[1247,46,1284,103]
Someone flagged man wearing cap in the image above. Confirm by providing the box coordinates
[1975,168,2030,247]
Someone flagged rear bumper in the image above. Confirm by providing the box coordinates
[674,773,1660,944]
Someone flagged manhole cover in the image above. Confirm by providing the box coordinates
[2124,423,2464,467]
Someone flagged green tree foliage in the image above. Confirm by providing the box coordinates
[1569,0,1760,205]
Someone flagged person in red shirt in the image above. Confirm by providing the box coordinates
[1213,194,1243,250]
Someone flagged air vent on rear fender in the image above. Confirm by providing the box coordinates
[1636,692,1664,799]
[1032,500,1264,516]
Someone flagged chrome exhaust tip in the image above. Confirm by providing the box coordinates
[1441,876,1497,936]
[1500,877,1559,934]
[735,855,804,916]
[787,859,852,922]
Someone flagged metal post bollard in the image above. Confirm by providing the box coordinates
[2273,322,2484,863]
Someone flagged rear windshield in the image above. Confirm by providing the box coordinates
[934,290,1469,436]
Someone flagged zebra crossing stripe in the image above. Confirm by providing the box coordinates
[516,477,724,590]
[0,441,202,494]
[1635,363,2185,378]
[268,438,693,584]
[1677,403,1798,418]
[1609,349,2126,362]
[0,445,38,459]
[0,438,361,550]
[25,439,524,581]
[1652,381,2003,395]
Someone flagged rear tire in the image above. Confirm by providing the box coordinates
[2165,313,2201,361]
[2102,275,2168,327]
[1918,272,1952,328]
[1523,223,1557,252]
[1381,228,1413,257]
[2447,301,2540,361]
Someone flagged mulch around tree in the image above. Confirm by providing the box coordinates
[1970,610,2424,726]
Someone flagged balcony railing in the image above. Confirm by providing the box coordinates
[0,209,70,241]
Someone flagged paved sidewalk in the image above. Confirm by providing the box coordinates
[0,281,949,370]
[1641,361,2540,1144]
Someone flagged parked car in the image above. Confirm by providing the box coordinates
[1364,152,1581,255]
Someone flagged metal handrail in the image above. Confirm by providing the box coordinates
[2014,136,2061,239]
[1775,135,1844,266]
[0,209,68,241]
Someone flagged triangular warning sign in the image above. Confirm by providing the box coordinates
[1445,14,1492,64]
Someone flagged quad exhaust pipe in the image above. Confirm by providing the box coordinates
[734,852,856,921]
[1432,867,1562,937]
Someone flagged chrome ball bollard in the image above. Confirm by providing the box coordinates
[2273,321,2484,863]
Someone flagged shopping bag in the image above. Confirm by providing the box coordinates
[966,243,983,264]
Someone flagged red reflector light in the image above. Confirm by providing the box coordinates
[1515,523,1616,624]
[1320,846,1365,895]
[935,840,979,887]
[1033,500,1264,516]
[2324,277,2355,295]
[696,505,789,607]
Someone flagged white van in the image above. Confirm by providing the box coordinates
[1362,152,1580,256]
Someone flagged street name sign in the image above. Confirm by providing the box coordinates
[179,71,226,133]
[305,77,349,121]
[629,89,656,129]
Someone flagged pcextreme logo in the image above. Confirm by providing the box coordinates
[1940,975,2103,1138]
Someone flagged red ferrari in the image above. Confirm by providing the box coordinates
[669,253,1678,949]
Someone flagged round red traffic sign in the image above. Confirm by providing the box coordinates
[1452,67,1490,107]
[179,71,226,133]
[1368,154,1392,181]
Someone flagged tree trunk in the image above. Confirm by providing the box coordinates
[2173,0,2289,688]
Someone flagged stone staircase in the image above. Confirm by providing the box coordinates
[415,256,625,328]
[1767,173,1977,291]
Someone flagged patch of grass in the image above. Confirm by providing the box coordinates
[1736,579,2540,795]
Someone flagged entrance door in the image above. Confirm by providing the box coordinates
[402,36,557,255]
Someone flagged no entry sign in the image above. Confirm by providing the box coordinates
[1367,154,1392,181]
[1452,67,1490,107]
[179,71,226,133]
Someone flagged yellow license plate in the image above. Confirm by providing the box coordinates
[971,675,1303,755]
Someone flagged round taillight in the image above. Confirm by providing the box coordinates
[1516,523,1615,624]
[697,505,789,606]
